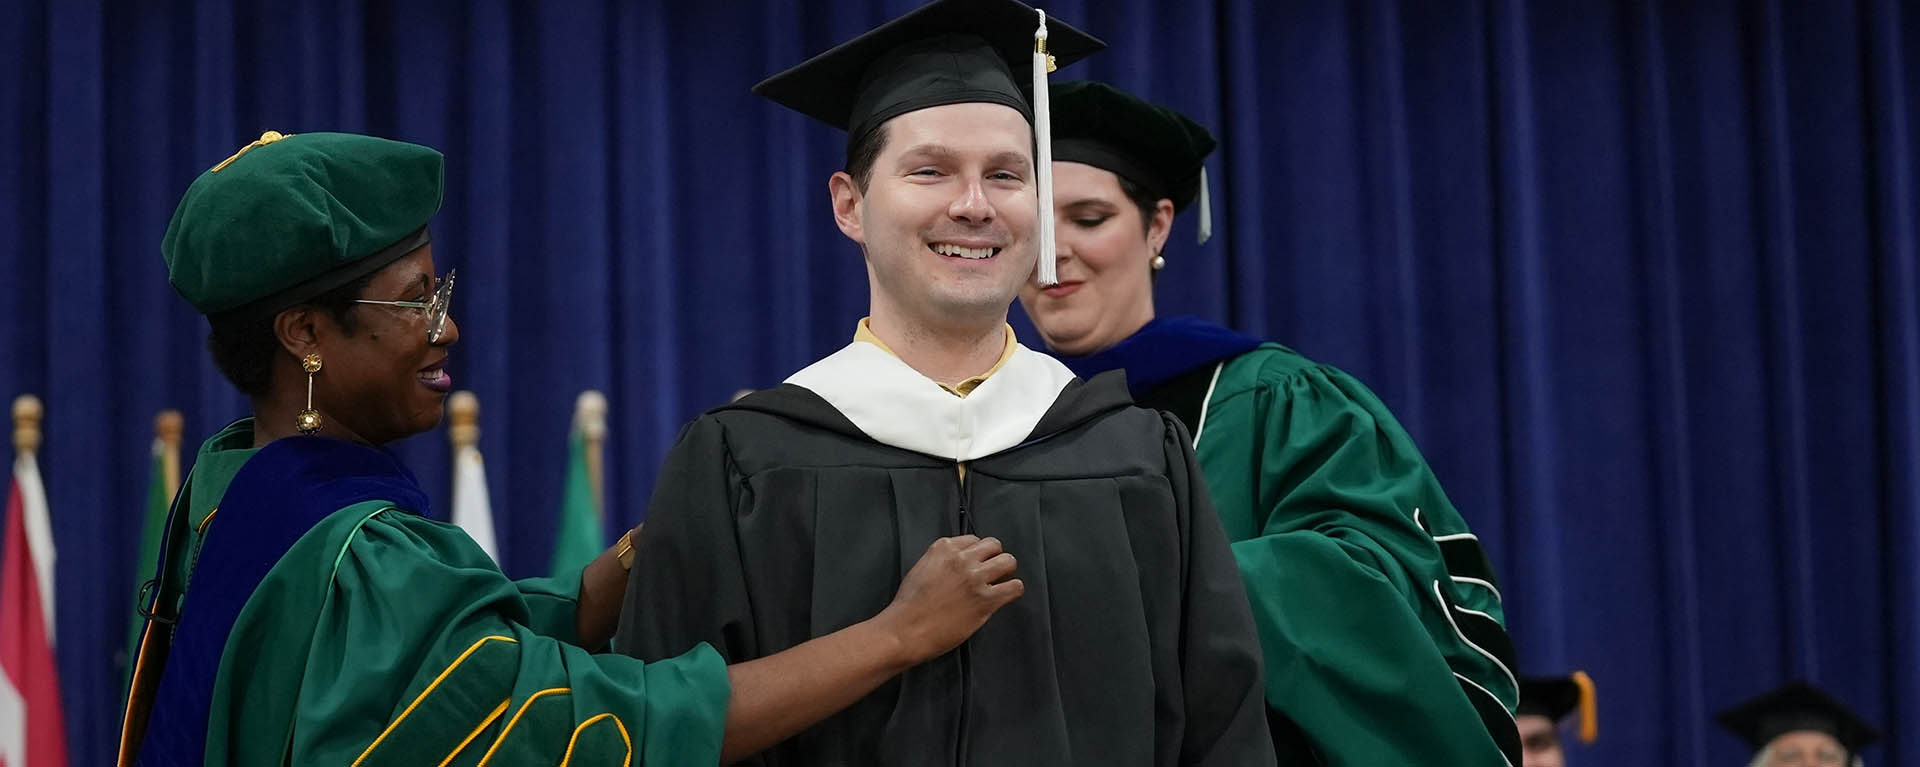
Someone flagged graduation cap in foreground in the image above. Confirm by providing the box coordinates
[1519,671,1598,745]
[1050,80,1219,244]
[1716,681,1879,759]
[753,0,1104,285]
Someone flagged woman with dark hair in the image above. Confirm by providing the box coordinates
[120,131,1023,766]
[1018,81,1522,766]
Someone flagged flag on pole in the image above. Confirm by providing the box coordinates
[126,411,182,670]
[1,394,69,767]
[447,392,499,562]
[548,391,606,577]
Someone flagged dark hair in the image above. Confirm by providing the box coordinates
[206,272,377,397]
[1114,174,1163,237]
[844,124,891,192]
[1112,174,1170,285]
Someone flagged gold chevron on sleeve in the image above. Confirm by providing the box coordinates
[560,713,633,767]
[353,635,518,767]
[475,687,573,766]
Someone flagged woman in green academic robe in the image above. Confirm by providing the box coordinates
[1017,82,1522,766]
[119,131,1025,767]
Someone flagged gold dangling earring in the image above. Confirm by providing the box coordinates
[1151,253,1166,270]
[297,353,324,435]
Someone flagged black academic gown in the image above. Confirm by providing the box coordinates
[616,343,1275,767]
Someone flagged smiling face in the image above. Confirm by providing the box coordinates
[1017,160,1173,357]
[278,245,459,445]
[830,102,1038,333]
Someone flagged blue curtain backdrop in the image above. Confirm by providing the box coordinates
[2,1,1915,764]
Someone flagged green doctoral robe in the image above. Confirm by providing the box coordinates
[1149,344,1519,766]
[128,419,728,766]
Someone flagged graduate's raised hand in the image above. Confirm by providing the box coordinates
[876,535,1026,664]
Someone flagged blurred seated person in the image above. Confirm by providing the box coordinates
[1717,680,1879,767]
[1518,672,1597,767]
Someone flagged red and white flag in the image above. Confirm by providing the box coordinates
[0,451,68,767]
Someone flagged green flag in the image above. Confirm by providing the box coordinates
[549,424,603,576]
[126,436,172,677]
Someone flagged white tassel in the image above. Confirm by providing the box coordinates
[1196,166,1213,245]
[1032,9,1058,286]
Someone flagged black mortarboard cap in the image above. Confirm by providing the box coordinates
[1519,677,1582,720]
[1715,681,1880,757]
[752,0,1104,145]
[1519,671,1598,744]
[1050,80,1217,213]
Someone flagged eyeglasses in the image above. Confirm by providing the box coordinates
[353,270,456,343]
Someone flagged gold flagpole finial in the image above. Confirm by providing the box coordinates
[448,391,480,449]
[576,390,608,516]
[154,409,183,447]
[156,409,184,497]
[211,130,294,173]
[13,394,43,455]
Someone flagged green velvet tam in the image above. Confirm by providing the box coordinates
[163,131,444,319]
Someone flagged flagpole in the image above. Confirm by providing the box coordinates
[576,391,607,517]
